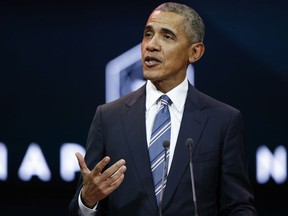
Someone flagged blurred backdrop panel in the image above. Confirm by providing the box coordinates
[0,0,287,215]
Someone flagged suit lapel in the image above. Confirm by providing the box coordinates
[121,85,158,214]
[163,84,208,207]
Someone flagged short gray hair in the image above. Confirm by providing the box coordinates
[153,2,205,44]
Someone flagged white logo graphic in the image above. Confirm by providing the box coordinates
[257,145,287,184]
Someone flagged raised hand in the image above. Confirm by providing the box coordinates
[75,152,127,208]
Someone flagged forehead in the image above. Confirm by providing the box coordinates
[146,11,185,32]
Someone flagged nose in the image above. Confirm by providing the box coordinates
[146,36,161,52]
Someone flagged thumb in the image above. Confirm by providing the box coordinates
[75,152,91,174]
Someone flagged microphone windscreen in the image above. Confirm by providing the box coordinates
[162,140,170,148]
[186,138,193,148]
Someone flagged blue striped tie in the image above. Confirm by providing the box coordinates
[149,94,172,205]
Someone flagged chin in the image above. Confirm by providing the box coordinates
[143,71,151,80]
[143,70,158,79]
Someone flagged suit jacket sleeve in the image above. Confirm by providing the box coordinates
[219,110,257,215]
[69,105,109,216]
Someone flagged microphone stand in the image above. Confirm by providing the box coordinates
[186,138,198,216]
[159,140,170,216]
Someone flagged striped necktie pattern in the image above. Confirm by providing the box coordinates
[149,94,172,205]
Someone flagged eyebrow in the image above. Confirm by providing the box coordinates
[161,28,176,38]
[144,25,153,32]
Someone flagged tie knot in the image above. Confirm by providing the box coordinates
[160,95,172,106]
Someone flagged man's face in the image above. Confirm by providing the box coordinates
[141,10,192,91]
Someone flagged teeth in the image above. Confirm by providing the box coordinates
[146,60,159,66]
[146,58,157,62]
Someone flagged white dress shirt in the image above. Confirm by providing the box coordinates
[145,79,188,172]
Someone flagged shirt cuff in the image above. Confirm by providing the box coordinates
[78,188,98,216]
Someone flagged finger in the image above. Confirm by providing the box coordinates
[106,165,127,184]
[102,159,126,180]
[75,152,90,174]
[111,173,125,186]
[107,172,125,194]
[91,156,111,176]
[100,167,126,197]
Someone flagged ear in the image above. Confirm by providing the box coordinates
[188,43,205,63]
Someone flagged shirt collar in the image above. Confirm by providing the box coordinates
[146,79,188,112]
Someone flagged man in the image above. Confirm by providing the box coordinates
[69,2,257,215]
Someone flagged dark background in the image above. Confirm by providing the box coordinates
[0,0,287,215]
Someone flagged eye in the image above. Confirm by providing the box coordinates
[161,29,176,41]
[144,30,153,38]
[164,34,173,40]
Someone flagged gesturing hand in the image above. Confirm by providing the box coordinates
[75,152,127,208]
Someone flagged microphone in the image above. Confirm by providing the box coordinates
[186,138,198,216]
[159,140,170,216]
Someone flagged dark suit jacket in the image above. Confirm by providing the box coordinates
[69,82,257,216]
